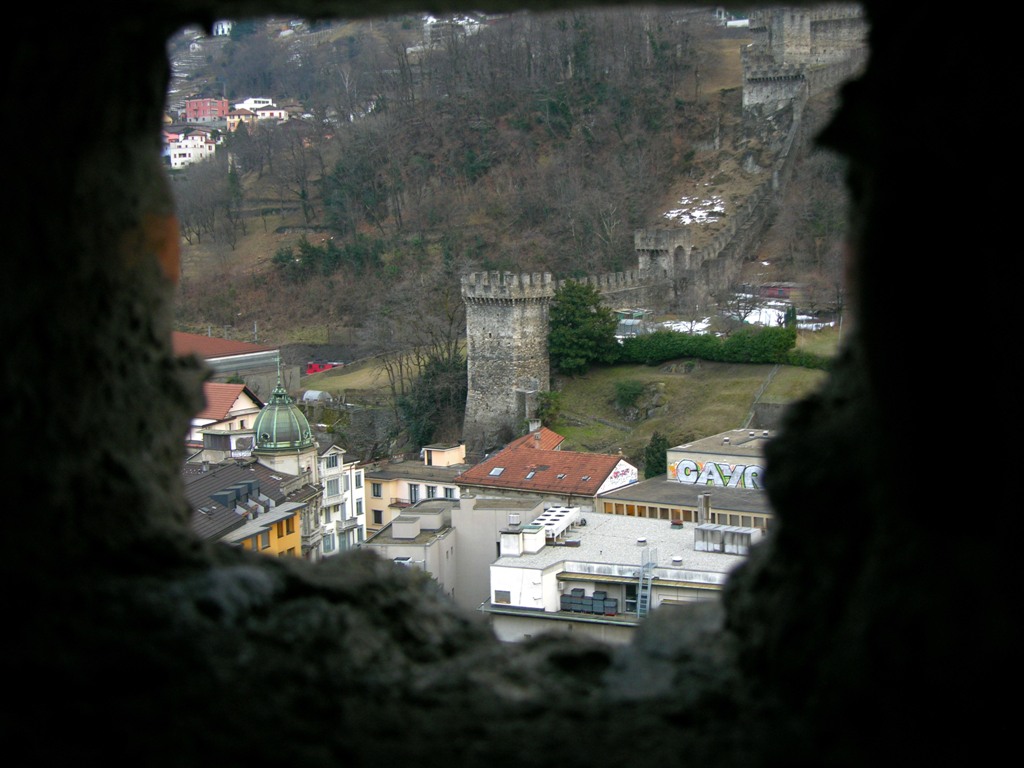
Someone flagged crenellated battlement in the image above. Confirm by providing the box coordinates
[558,270,649,294]
[461,271,555,302]
[463,6,865,455]
[744,64,807,83]
[743,3,865,106]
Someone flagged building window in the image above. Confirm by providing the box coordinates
[356,499,363,515]
[341,501,348,519]
[355,472,362,488]
[494,590,511,605]
[324,508,332,524]
[326,478,340,497]
[371,482,382,498]
[344,474,350,491]
[259,531,270,550]
[286,517,295,534]
[323,532,335,553]
[373,509,383,525]
[444,487,455,499]
[325,454,339,469]
[409,484,420,503]
[276,521,284,537]
[426,485,437,498]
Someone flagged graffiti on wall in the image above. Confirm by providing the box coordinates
[670,459,765,490]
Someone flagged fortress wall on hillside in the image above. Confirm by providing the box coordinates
[461,7,866,451]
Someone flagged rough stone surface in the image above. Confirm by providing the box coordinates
[3,3,1011,767]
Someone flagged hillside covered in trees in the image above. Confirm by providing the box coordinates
[168,8,849,363]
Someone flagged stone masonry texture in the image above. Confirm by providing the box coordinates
[2,3,1012,767]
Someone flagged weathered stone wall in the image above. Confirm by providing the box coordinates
[462,271,555,458]
[6,4,1010,768]
[743,4,867,109]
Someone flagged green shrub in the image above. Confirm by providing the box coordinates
[614,380,645,409]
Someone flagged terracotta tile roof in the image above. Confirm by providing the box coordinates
[502,426,565,452]
[196,382,263,421]
[456,442,633,497]
[172,331,277,359]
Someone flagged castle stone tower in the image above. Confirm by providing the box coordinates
[461,272,555,461]
[635,227,695,308]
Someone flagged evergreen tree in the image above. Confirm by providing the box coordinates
[397,353,468,449]
[643,431,670,479]
[548,280,620,376]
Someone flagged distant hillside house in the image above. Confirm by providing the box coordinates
[184,97,229,124]
[164,128,217,169]
[255,104,289,122]
[226,108,257,132]
[212,20,233,36]
[233,97,275,111]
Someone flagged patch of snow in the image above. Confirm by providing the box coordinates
[662,194,726,225]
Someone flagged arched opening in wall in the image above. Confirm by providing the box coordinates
[165,0,867,620]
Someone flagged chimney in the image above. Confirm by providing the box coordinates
[529,418,541,433]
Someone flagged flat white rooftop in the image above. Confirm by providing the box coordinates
[494,510,752,577]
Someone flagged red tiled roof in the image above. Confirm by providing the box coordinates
[197,382,263,421]
[456,442,631,497]
[502,426,565,452]
[172,331,277,360]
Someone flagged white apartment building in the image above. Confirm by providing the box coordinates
[318,444,366,556]
[233,97,275,111]
[166,130,217,169]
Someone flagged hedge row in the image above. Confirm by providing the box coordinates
[618,327,830,370]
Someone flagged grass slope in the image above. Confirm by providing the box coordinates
[305,326,835,467]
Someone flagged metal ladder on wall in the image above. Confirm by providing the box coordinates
[637,547,657,618]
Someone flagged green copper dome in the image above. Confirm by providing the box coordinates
[253,382,314,452]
